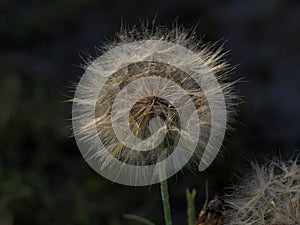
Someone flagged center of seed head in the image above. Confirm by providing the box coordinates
[137,96,157,107]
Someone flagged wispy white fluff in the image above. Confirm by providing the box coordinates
[225,157,300,225]
[72,23,238,185]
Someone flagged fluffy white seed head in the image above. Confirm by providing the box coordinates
[225,157,300,225]
[71,23,238,185]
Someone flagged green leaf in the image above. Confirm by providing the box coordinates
[123,214,156,225]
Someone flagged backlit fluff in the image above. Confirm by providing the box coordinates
[225,157,300,225]
[72,24,237,171]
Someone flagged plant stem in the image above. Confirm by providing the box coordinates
[160,179,172,225]
[151,116,172,225]
[186,188,197,225]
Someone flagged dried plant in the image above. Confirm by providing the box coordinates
[225,157,300,225]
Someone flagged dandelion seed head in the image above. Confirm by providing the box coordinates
[72,23,238,185]
[225,157,300,225]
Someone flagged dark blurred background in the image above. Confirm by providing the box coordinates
[1,0,300,224]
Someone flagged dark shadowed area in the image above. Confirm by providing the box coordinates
[1,0,300,224]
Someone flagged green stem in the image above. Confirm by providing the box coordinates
[186,189,197,225]
[160,179,172,225]
[151,117,172,225]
